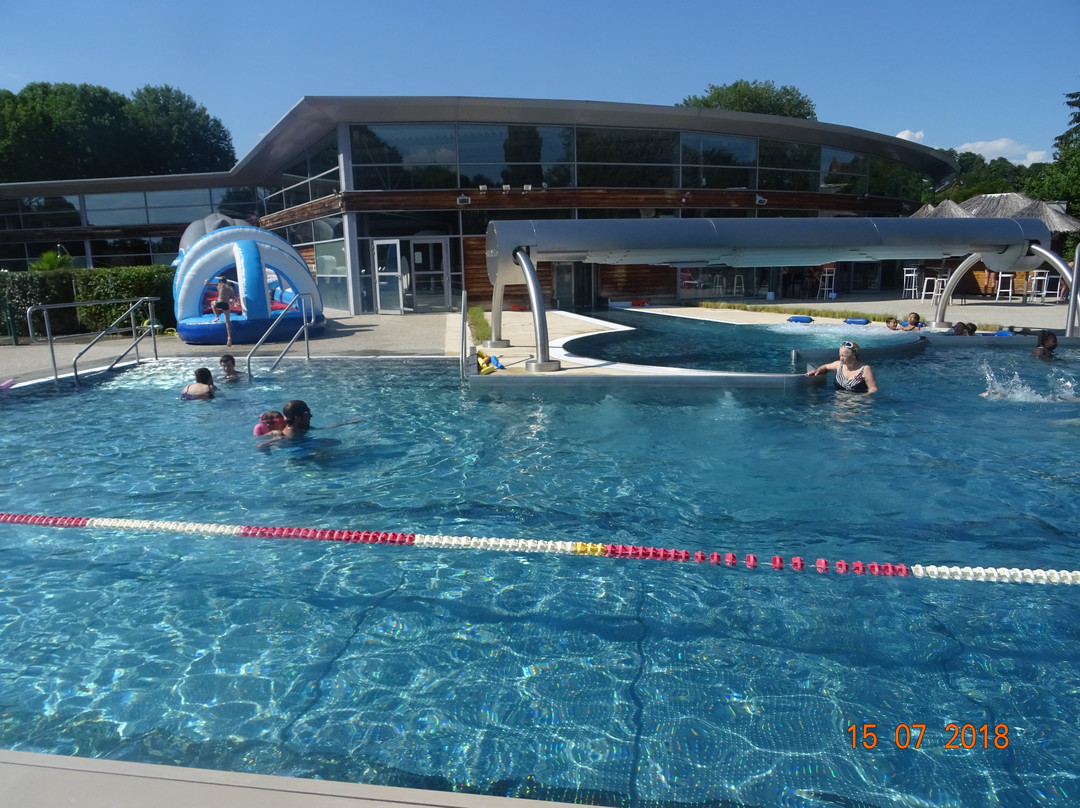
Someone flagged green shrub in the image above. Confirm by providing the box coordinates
[0,264,176,337]
[73,265,176,332]
[467,305,492,343]
[0,268,79,337]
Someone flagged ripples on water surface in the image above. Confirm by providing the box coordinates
[1,316,1079,807]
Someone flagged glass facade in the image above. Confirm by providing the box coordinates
[345,123,916,199]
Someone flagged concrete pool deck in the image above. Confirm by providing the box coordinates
[0,290,1076,805]
[1,292,1073,386]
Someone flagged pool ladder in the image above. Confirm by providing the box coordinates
[26,296,160,385]
[244,293,316,381]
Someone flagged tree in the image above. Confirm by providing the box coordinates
[29,250,75,271]
[679,80,817,120]
[125,85,234,175]
[1053,90,1080,154]
[0,82,234,181]
[0,82,131,181]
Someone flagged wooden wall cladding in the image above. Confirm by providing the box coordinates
[257,188,908,230]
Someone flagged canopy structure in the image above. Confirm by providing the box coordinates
[484,217,1068,371]
[909,199,973,219]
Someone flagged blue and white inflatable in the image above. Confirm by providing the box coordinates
[173,214,325,345]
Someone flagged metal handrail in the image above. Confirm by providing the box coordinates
[459,290,469,380]
[244,293,315,381]
[26,297,160,384]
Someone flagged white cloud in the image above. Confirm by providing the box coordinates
[957,137,1047,167]
[895,129,925,144]
[896,130,1050,166]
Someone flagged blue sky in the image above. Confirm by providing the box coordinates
[2,0,1077,167]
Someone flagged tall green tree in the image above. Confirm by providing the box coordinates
[0,82,131,181]
[0,82,235,181]
[1052,90,1080,154]
[125,84,234,175]
[679,80,817,120]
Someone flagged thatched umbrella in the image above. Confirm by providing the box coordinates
[958,192,1034,217]
[919,199,974,219]
[1014,199,1080,233]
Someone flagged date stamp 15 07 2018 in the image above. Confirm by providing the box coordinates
[848,723,1010,751]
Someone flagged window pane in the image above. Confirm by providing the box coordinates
[85,192,146,211]
[682,166,756,189]
[351,124,457,166]
[311,175,340,199]
[146,188,211,207]
[681,133,757,166]
[312,216,343,241]
[284,183,311,207]
[212,186,257,205]
[314,240,346,276]
[821,148,866,174]
[286,221,313,244]
[820,173,867,194]
[352,165,457,190]
[309,138,339,175]
[577,164,677,188]
[759,140,820,170]
[460,163,569,188]
[576,127,679,164]
[148,204,214,224]
[458,125,573,163]
[758,169,819,192]
[868,158,901,197]
[86,208,149,226]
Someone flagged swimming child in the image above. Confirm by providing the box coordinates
[253,410,285,436]
[902,312,922,331]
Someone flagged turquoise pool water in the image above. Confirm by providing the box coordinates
[1,320,1078,807]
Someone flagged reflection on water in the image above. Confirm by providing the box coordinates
[0,341,1078,807]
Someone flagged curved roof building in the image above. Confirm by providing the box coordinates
[0,96,958,315]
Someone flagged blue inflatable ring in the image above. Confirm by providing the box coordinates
[845,318,869,325]
[788,315,813,323]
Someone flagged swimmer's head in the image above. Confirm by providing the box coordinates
[194,367,213,385]
[260,410,284,427]
[283,400,312,424]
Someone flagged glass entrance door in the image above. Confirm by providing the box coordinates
[373,239,405,315]
[409,238,449,312]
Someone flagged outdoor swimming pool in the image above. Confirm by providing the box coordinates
[1,317,1078,807]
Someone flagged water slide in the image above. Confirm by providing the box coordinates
[173,214,325,345]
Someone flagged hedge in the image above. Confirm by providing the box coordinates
[0,265,176,338]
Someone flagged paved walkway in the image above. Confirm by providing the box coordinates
[1,313,459,386]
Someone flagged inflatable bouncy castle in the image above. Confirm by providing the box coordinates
[173,214,325,345]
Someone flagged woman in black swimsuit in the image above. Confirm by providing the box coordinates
[804,341,878,393]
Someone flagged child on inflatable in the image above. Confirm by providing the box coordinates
[253,410,286,436]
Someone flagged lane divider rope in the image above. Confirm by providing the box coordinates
[0,512,1076,585]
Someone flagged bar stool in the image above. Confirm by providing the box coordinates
[732,274,745,295]
[921,275,943,301]
[713,274,726,296]
[995,272,1015,302]
[816,269,835,300]
[902,267,920,299]
[1028,269,1050,303]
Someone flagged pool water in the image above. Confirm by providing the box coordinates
[1,319,1079,807]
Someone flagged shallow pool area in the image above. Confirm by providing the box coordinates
[1,325,1079,807]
